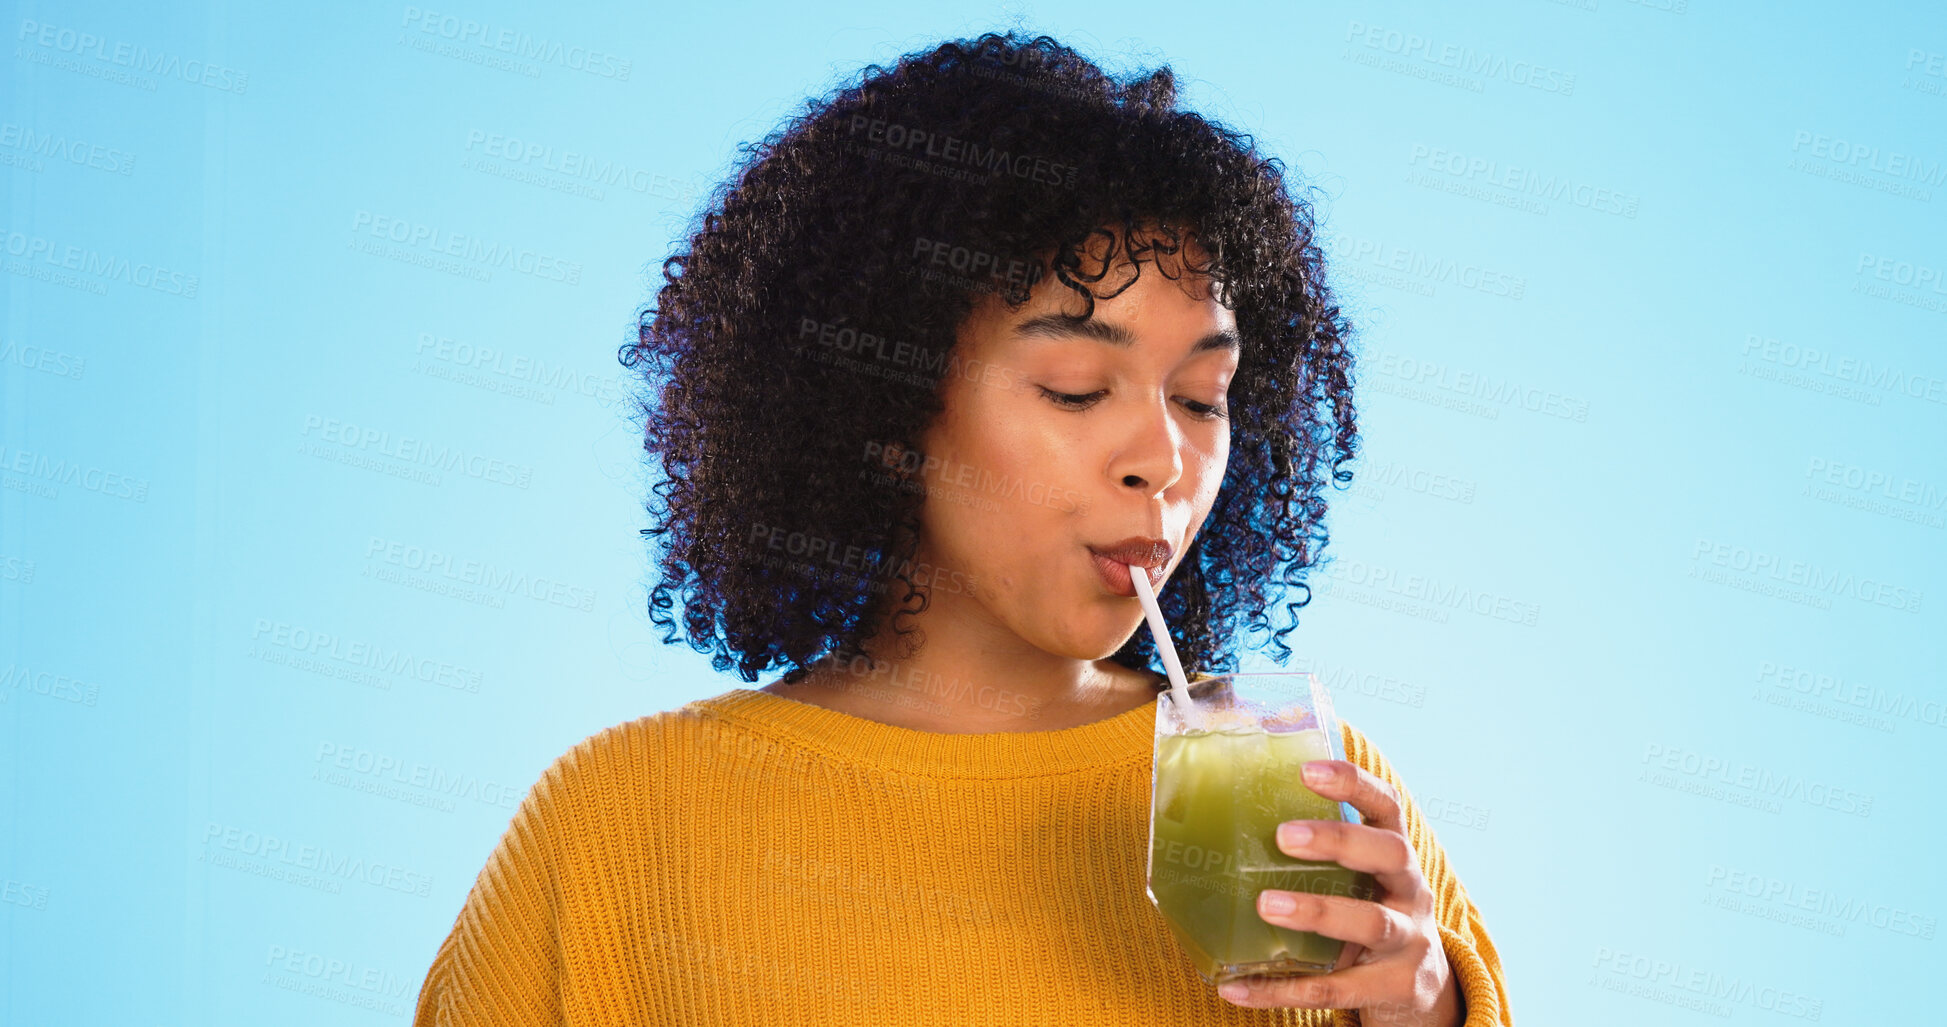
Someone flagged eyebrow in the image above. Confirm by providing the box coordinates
[1010,314,1241,354]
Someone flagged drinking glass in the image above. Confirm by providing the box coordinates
[1146,670,1379,984]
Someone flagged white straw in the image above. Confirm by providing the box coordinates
[1129,563,1201,731]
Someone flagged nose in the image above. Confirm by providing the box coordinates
[1107,391,1185,499]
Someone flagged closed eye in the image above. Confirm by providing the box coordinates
[1180,399,1228,421]
[1037,387,1228,420]
[1039,387,1107,410]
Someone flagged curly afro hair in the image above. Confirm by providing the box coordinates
[620,29,1360,686]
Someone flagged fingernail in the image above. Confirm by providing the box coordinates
[1302,761,1331,785]
[1279,822,1313,849]
[1260,890,1295,915]
[1219,983,1249,1001]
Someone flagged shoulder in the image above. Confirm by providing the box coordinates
[535,694,736,800]
[1335,717,1422,816]
[1334,718,1478,909]
[524,689,767,810]
[1336,717,1392,781]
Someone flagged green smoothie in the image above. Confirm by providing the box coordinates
[1148,725,1379,982]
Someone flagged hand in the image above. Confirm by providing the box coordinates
[1215,759,1464,1027]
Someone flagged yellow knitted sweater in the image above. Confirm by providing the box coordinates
[411,688,1513,1026]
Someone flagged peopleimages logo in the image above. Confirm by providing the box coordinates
[362,537,597,612]
[0,122,137,174]
[0,554,35,584]
[462,130,697,202]
[1790,131,1946,188]
[745,521,978,598]
[909,236,1037,292]
[347,210,582,285]
[846,113,1078,187]
[1366,347,1590,422]
[0,442,150,501]
[1316,557,1541,627]
[860,441,1084,515]
[314,741,520,809]
[1803,456,1946,529]
[1689,537,1924,613]
[1589,947,1823,1021]
[253,619,483,694]
[1705,864,1937,939]
[1406,143,1638,218]
[1290,656,1428,709]
[0,662,101,706]
[1641,741,1874,817]
[200,823,432,897]
[398,7,630,79]
[1344,21,1576,95]
[1853,251,1947,314]
[0,338,86,380]
[0,226,197,296]
[794,317,1024,394]
[1856,252,1947,294]
[15,19,250,93]
[299,413,534,489]
[414,332,627,407]
[262,944,414,1014]
[1739,333,1947,406]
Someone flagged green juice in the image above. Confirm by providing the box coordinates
[1147,726,1379,983]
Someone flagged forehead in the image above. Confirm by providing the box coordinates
[966,258,1237,348]
[953,221,1237,346]
[1008,307,1241,356]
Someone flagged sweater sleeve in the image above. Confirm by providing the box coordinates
[1332,720,1515,1027]
[410,751,572,1027]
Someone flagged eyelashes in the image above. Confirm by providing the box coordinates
[1037,387,1228,421]
[1038,387,1107,409]
[1180,399,1228,420]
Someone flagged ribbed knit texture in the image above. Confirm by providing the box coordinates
[411,689,1514,1026]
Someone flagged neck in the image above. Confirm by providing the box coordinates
[764,591,1166,734]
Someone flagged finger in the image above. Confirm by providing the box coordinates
[1256,889,1417,954]
[1215,962,1392,1010]
[1300,759,1403,832]
[1275,819,1427,906]
[1334,940,1366,972]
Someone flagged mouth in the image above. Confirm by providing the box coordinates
[1085,537,1173,598]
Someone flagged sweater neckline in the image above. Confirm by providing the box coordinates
[690,688,1161,778]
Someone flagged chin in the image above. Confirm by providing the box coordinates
[1043,609,1147,661]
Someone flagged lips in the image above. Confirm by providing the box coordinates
[1086,536,1173,598]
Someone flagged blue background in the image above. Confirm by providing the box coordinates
[4,0,1943,1022]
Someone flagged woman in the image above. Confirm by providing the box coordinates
[412,30,1513,1026]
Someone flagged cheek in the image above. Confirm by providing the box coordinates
[984,425,1090,525]
[954,389,1080,502]
[1200,435,1230,500]
[919,414,1080,573]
